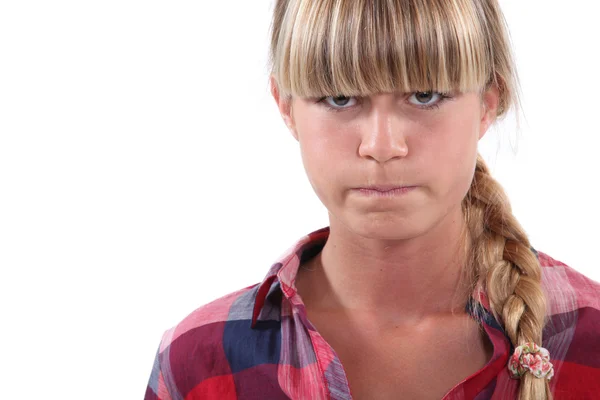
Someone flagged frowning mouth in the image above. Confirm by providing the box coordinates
[353,186,417,197]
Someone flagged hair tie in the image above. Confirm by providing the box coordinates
[508,342,554,380]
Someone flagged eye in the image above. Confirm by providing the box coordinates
[408,91,452,109]
[320,95,358,110]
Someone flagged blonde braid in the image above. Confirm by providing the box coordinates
[462,155,552,400]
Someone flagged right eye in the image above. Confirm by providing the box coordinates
[319,95,358,110]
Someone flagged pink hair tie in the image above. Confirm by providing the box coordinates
[508,342,554,380]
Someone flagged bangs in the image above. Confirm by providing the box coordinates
[270,0,495,98]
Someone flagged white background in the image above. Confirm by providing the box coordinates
[0,1,598,399]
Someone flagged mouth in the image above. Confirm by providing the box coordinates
[353,186,417,197]
[356,185,416,192]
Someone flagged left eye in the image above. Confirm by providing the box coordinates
[409,92,442,106]
[322,96,357,108]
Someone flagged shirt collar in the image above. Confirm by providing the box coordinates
[251,226,329,328]
[251,225,499,329]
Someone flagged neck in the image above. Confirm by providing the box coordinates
[295,206,473,326]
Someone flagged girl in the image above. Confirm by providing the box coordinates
[145,1,600,399]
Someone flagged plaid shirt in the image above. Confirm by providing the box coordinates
[145,226,600,399]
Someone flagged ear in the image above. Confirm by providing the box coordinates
[270,75,298,141]
[479,83,500,140]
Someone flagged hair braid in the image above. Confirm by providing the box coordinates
[462,154,552,400]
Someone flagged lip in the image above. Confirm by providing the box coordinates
[356,185,416,192]
[353,186,417,197]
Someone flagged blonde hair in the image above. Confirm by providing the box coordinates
[269,1,550,399]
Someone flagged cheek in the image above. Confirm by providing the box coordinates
[424,112,480,193]
[297,114,354,167]
[428,103,477,150]
[296,116,368,214]
[295,114,349,195]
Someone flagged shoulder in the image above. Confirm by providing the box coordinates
[152,284,262,395]
[535,250,600,395]
[159,283,260,353]
[535,249,600,312]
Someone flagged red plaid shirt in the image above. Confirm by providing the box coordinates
[145,226,600,399]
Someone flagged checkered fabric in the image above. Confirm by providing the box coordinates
[145,226,600,399]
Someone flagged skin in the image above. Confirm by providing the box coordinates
[270,76,500,328]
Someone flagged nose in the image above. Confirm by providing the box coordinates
[358,101,409,164]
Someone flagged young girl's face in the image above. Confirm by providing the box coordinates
[277,88,499,239]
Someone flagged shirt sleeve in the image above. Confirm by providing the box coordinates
[144,338,173,400]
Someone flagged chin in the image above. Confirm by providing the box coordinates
[341,212,429,241]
